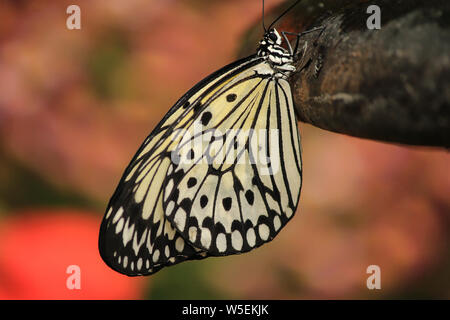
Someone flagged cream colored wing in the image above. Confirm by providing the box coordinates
[99,55,271,276]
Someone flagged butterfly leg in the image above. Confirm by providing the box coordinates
[282,26,325,57]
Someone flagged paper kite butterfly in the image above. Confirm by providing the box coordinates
[99,0,323,276]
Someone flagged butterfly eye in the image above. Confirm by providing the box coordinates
[269,32,278,42]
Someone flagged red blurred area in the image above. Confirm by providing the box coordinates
[0,209,146,299]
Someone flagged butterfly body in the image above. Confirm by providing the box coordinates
[99,28,302,276]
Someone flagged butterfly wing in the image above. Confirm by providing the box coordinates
[98,55,267,276]
[163,63,302,256]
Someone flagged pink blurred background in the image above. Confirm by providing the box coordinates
[0,0,448,299]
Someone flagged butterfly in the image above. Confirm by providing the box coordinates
[99,0,323,276]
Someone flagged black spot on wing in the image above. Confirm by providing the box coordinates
[226,93,237,102]
[188,149,195,160]
[245,190,255,205]
[222,197,232,211]
[192,102,202,115]
[200,112,212,126]
[200,195,208,208]
[180,198,193,213]
[187,177,197,188]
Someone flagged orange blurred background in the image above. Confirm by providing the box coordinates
[0,0,448,299]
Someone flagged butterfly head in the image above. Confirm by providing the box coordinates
[258,28,284,55]
[259,28,282,50]
[257,28,295,75]
[265,28,282,45]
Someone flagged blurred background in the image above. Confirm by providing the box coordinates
[0,0,448,299]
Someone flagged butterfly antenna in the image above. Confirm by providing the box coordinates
[268,0,302,31]
[262,0,267,32]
